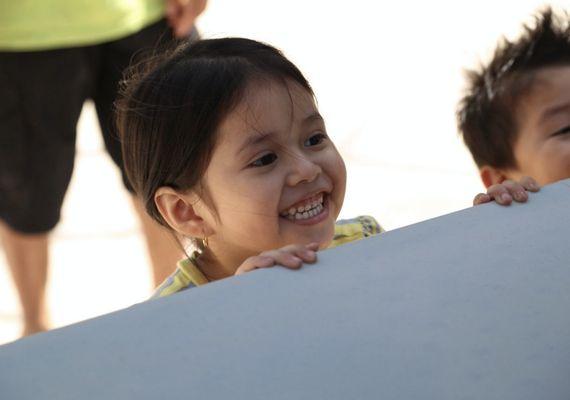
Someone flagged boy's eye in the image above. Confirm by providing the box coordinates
[250,153,277,167]
[551,125,570,137]
[304,133,327,147]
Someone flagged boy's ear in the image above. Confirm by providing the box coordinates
[154,187,214,238]
[479,166,508,188]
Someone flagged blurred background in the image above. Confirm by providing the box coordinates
[1,0,567,344]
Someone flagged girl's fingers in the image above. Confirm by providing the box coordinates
[288,244,318,264]
[234,256,274,275]
[263,244,318,269]
[306,242,320,251]
[297,248,317,263]
[274,244,318,263]
[234,243,320,275]
[473,193,491,206]
[520,176,540,192]
[487,183,513,205]
[267,250,303,270]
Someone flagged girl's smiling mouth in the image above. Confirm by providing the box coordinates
[279,192,329,225]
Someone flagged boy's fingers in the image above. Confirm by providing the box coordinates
[520,176,540,192]
[473,193,491,206]
[487,184,513,205]
[502,179,528,203]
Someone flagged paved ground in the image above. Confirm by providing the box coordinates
[3,0,552,344]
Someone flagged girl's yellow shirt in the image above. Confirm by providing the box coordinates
[152,215,383,299]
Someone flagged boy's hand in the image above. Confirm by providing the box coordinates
[473,176,540,206]
[234,243,319,276]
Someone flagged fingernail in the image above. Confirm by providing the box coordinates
[501,193,511,203]
[305,250,316,258]
[514,191,526,201]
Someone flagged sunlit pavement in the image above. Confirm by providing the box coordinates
[3,0,554,345]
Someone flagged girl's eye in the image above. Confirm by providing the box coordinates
[250,153,277,167]
[551,125,570,137]
[304,133,327,147]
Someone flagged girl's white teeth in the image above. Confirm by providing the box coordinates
[283,195,325,221]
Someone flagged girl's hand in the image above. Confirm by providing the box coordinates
[234,242,319,276]
[473,176,540,206]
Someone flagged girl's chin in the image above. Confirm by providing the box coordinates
[317,236,333,250]
[281,224,335,249]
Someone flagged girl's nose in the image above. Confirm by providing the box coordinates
[286,154,322,186]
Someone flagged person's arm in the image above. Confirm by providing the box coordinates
[165,0,208,38]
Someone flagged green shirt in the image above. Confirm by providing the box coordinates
[0,0,165,51]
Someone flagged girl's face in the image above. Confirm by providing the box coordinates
[196,80,346,266]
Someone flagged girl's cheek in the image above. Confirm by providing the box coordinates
[335,154,348,184]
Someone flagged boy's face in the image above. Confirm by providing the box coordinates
[195,79,346,267]
[509,66,570,185]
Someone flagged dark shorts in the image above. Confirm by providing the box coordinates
[0,20,194,234]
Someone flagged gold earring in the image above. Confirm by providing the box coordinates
[201,236,209,249]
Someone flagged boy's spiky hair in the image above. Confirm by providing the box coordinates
[457,8,570,168]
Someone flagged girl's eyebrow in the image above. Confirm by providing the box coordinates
[237,131,273,155]
[237,113,323,155]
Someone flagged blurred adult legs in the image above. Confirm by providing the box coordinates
[0,222,49,336]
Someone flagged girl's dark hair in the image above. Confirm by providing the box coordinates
[457,7,570,169]
[116,38,313,227]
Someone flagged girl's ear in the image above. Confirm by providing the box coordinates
[480,166,508,188]
[154,187,214,238]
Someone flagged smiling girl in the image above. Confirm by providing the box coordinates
[116,38,537,297]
